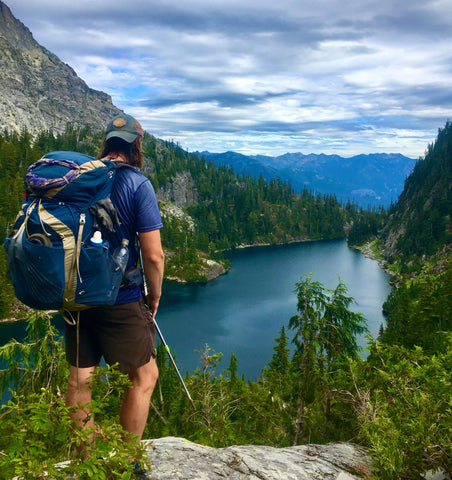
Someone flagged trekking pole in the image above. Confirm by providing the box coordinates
[139,248,195,408]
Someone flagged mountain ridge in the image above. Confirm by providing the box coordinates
[198,150,416,208]
[0,1,121,136]
[379,120,452,265]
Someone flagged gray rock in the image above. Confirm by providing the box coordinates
[199,258,228,281]
[157,171,198,208]
[144,437,372,480]
[159,201,196,230]
[424,471,450,480]
[0,2,121,136]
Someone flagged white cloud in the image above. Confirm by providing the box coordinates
[5,0,452,157]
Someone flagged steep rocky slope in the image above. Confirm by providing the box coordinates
[0,1,121,135]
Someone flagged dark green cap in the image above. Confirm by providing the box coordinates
[106,114,144,143]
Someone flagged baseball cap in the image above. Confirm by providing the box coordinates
[105,114,144,143]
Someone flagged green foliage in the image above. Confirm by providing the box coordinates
[0,312,67,397]
[289,275,368,444]
[185,345,238,446]
[1,389,74,479]
[351,338,452,480]
[145,343,287,447]
[348,208,387,245]
[265,325,291,389]
[0,383,147,479]
[145,344,243,446]
[0,249,15,319]
[380,257,452,353]
[159,210,210,282]
[0,313,148,479]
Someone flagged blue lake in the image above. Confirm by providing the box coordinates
[0,239,391,386]
[156,238,390,378]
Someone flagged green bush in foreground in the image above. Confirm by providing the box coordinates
[1,311,450,479]
[0,313,147,479]
[351,337,452,480]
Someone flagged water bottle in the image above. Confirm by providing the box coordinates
[112,238,129,274]
[90,230,103,246]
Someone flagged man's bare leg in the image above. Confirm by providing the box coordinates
[66,365,97,452]
[120,357,159,441]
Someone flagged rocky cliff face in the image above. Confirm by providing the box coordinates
[157,171,199,207]
[0,1,121,135]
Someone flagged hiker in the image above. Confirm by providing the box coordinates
[64,114,164,473]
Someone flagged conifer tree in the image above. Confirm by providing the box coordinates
[289,275,367,444]
[266,326,291,395]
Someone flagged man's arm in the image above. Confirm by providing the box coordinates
[138,229,164,319]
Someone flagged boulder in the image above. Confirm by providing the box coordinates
[199,259,228,281]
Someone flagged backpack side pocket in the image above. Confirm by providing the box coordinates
[74,243,123,307]
[4,232,65,310]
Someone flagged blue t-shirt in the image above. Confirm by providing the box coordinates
[109,166,163,304]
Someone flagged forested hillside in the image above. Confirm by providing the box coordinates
[376,121,452,353]
[380,121,451,267]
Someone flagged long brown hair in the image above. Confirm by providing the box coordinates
[98,136,144,168]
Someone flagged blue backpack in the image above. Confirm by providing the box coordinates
[4,151,126,312]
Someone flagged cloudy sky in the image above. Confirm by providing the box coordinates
[6,0,452,157]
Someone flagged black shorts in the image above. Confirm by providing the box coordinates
[65,298,156,372]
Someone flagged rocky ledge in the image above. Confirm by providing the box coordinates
[144,437,372,480]
[20,436,451,479]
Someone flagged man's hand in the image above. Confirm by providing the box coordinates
[145,294,160,320]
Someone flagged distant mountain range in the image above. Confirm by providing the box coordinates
[197,151,417,208]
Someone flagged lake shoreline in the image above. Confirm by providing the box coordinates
[156,237,391,378]
[1,236,381,324]
[1,239,392,379]
[348,240,399,282]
